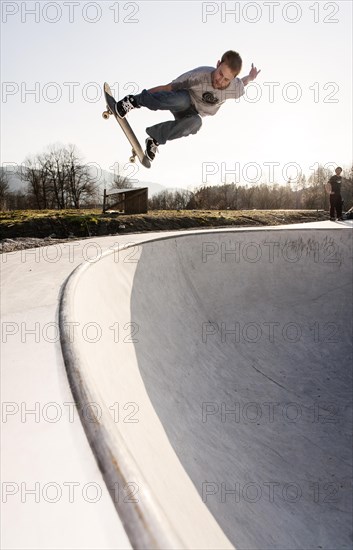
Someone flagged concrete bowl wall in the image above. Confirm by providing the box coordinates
[60,228,352,550]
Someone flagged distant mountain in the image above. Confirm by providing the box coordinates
[96,169,167,196]
[0,166,23,191]
[137,180,168,196]
[0,166,168,198]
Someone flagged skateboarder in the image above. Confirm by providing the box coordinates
[114,50,260,161]
[327,167,344,220]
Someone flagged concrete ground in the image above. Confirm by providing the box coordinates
[1,221,352,549]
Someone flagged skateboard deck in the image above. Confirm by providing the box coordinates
[102,82,151,169]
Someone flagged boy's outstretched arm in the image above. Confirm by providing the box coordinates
[147,83,173,93]
[242,63,261,86]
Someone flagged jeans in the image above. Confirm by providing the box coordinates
[329,193,343,219]
[134,89,202,145]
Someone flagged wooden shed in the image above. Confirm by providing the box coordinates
[103,187,148,214]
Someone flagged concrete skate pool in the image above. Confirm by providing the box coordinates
[60,227,352,549]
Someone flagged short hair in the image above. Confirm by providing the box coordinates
[221,50,242,74]
[336,166,343,171]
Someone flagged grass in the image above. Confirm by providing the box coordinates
[0,209,100,223]
[0,208,328,240]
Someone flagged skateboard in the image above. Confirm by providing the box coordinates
[102,83,151,169]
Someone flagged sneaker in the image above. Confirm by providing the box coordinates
[115,95,138,118]
[145,137,159,161]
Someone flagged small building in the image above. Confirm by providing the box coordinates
[103,187,148,214]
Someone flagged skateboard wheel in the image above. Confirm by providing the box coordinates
[129,156,136,163]
[102,111,110,119]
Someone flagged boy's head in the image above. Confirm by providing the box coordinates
[212,50,242,90]
[335,166,343,175]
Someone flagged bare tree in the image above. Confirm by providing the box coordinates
[109,162,135,191]
[0,169,10,210]
[306,164,327,209]
[19,155,51,209]
[65,144,97,208]
[46,145,69,208]
[110,174,134,190]
[19,144,98,209]
[336,166,353,212]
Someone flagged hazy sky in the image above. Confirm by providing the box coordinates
[1,0,352,190]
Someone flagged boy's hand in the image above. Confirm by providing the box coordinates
[241,63,261,86]
[249,63,261,81]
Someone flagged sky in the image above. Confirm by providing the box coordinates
[1,0,352,192]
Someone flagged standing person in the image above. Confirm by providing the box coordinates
[327,167,344,221]
[113,50,260,161]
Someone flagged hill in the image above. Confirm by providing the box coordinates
[0,165,168,198]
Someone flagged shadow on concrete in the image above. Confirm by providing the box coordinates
[130,229,352,549]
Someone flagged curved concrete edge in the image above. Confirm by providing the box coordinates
[58,260,180,550]
[59,239,235,550]
[58,222,352,549]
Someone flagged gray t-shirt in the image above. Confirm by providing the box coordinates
[171,66,245,117]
